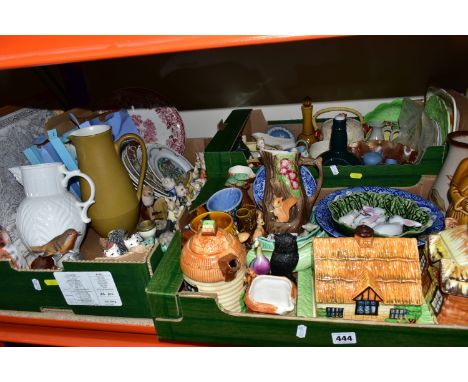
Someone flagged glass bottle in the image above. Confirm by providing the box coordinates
[297,96,317,145]
[320,113,362,166]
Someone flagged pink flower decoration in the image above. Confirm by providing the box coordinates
[280,158,290,168]
[132,115,143,127]
[280,167,289,175]
[288,172,297,180]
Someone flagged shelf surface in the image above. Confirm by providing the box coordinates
[0,310,196,347]
[0,35,336,70]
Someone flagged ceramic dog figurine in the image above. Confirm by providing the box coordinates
[162,177,177,197]
[142,186,155,220]
[166,196,180,222]
[175,183,189,206]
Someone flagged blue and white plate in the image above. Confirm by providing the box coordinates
[266,126,295,140]
[315,186,445,246]
[253,166,317,208]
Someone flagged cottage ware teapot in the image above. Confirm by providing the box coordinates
[180,221,246,312]
[16,163,95,251]
[69,125,147,237]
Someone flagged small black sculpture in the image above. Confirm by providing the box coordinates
[270,233,299,283]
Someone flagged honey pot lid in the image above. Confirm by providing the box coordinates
[187,220,237,256]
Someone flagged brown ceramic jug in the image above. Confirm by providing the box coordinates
[69,125,147,237]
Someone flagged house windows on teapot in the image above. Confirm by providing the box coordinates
[355,300,379,315]
[389,308,409,319]
[326,307,344,318]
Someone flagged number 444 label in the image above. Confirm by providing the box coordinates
[331,332,357,345]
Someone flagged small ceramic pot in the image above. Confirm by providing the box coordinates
[236,205,257,236]
[206,188,243,217]
[180,223,247,312]
[189,211,236,236]
[137,220,157,240]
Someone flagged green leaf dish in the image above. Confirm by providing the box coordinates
[364,98,403,124]
[327,191,433,238]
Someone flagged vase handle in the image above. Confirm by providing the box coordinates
[60,165,96,224]
[114,133,148,202]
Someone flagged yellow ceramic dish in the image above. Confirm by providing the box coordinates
[189,211,236,236]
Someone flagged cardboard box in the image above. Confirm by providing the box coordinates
[145,108,467,346]
[146,232,468,346]
[0,229,166,318]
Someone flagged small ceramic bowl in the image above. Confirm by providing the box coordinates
[309,139,330,158]
[228,165,256,180]
[206,188,243,217]
[189,211,236,236]
[245,275,296,315]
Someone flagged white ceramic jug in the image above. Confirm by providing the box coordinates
[16,163,95,251]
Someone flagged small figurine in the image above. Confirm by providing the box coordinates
[166,196,180,222]
[30,229,79,257]
[107,229,128,254]
[271,195,298,223]
[31,255,56,269]
[197,152,207,180]
[252,211,266,242]
[0,226,27,269]
[250,240,270,275]
[175,183,189,206]
[270,233,299,283]
[104,243,122,258]
[152,197,168,221]
[299,222,319,238]
[447,158,468,225]
[142,186,155,220]
[124,233,143,251]
[154,219,175,237]
[237,232,251,244]
[159,230,175,251]
[256,137,265,151]
[161,177,177,197]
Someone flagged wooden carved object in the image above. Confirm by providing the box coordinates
[261,150,323,234]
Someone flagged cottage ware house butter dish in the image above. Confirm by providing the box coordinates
[313,225,425,323]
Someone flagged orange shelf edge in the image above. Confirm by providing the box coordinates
[0,313,196,347]
[0,35,340,70]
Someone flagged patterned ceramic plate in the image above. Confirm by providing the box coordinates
[315,186,444,245]
[121,143,168,197]
[266,126,295,140]
[253,166,317,208]
[110,88,186,154]
[147,143,193,185]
